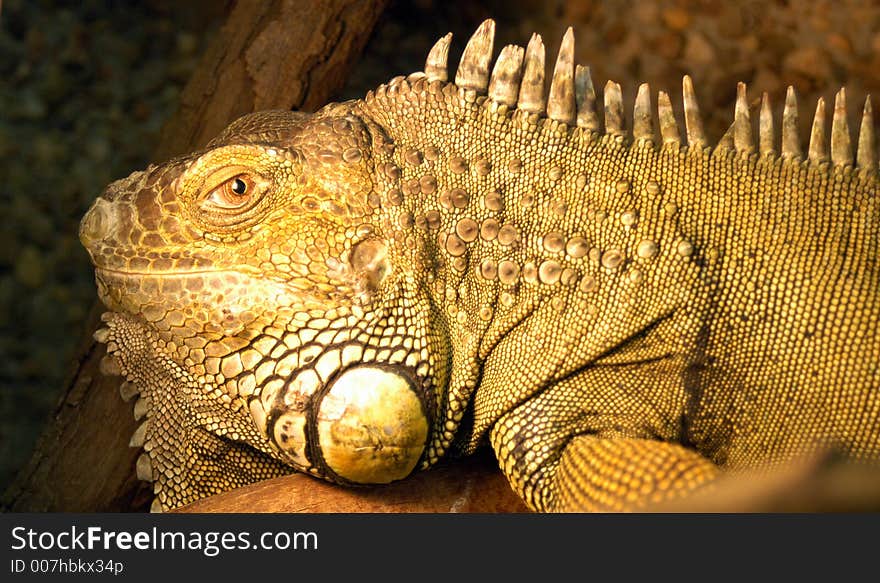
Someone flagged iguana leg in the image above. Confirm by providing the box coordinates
[489,362,720,512]
[552,436,719,511]
[493,424,719,512]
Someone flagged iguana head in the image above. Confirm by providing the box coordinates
[80,105,443,485]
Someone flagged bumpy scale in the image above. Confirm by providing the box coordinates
[80,20,880,512]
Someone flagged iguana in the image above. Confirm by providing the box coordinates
[79,20,879,512]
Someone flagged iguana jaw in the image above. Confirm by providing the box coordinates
[91,268,299,336]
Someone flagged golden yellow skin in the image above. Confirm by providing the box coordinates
[81,26,879,512]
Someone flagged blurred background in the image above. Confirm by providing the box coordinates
[1,0,878,493]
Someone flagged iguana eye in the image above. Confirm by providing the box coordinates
[205,174,256,209]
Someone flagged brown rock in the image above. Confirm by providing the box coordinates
[750,68,783,98]
[683,32,715,68]
[656,32,683,60]
[825,33,852,56]
[783,46,832,83]
[661,7,691,32]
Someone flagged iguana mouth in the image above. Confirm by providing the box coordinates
[94,266,263,279]
[92,265,297,330]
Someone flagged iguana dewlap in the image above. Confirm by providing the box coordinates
[79,20,879,512]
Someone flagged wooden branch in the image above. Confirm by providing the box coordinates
[649,450,880,513]
[152,0,391,163]
[175,451,528,513]
[2,0,391,512]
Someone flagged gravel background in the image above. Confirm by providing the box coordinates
[1,0,878,492]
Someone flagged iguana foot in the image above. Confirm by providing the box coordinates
[552,436,720,511]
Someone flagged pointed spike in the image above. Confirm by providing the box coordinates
[604,81,625,136]
[682,75,706,147]
[734,82,753,154]
[714,121,735,154]
[99,354,121,376]
[575,65,599,131]
[93,327,110,344]
[831,88,852,167]
[809,97,828,163]
[425,33,452,83]
[133,397,149,421]
[517,34,546,114]
[136,452,154,482]
[857,96,877,172]
[455,19,495,92]
[633,83,654,142]
[119,380,139,402]
[547,27,576,124]
[782,86,802,160]
[759,92,775,156]
[657,91,680,145]
[487,45,524,107]
[130,422,147,448]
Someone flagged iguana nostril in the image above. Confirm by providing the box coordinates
[79,198,114,246]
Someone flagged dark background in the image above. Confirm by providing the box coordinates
[1,0,878,493]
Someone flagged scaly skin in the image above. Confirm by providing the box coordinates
[80,21,879,512]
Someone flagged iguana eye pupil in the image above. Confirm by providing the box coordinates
[200,171,261,214]
[230,177,248,195]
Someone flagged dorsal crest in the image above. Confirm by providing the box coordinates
[382,19,878,179]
